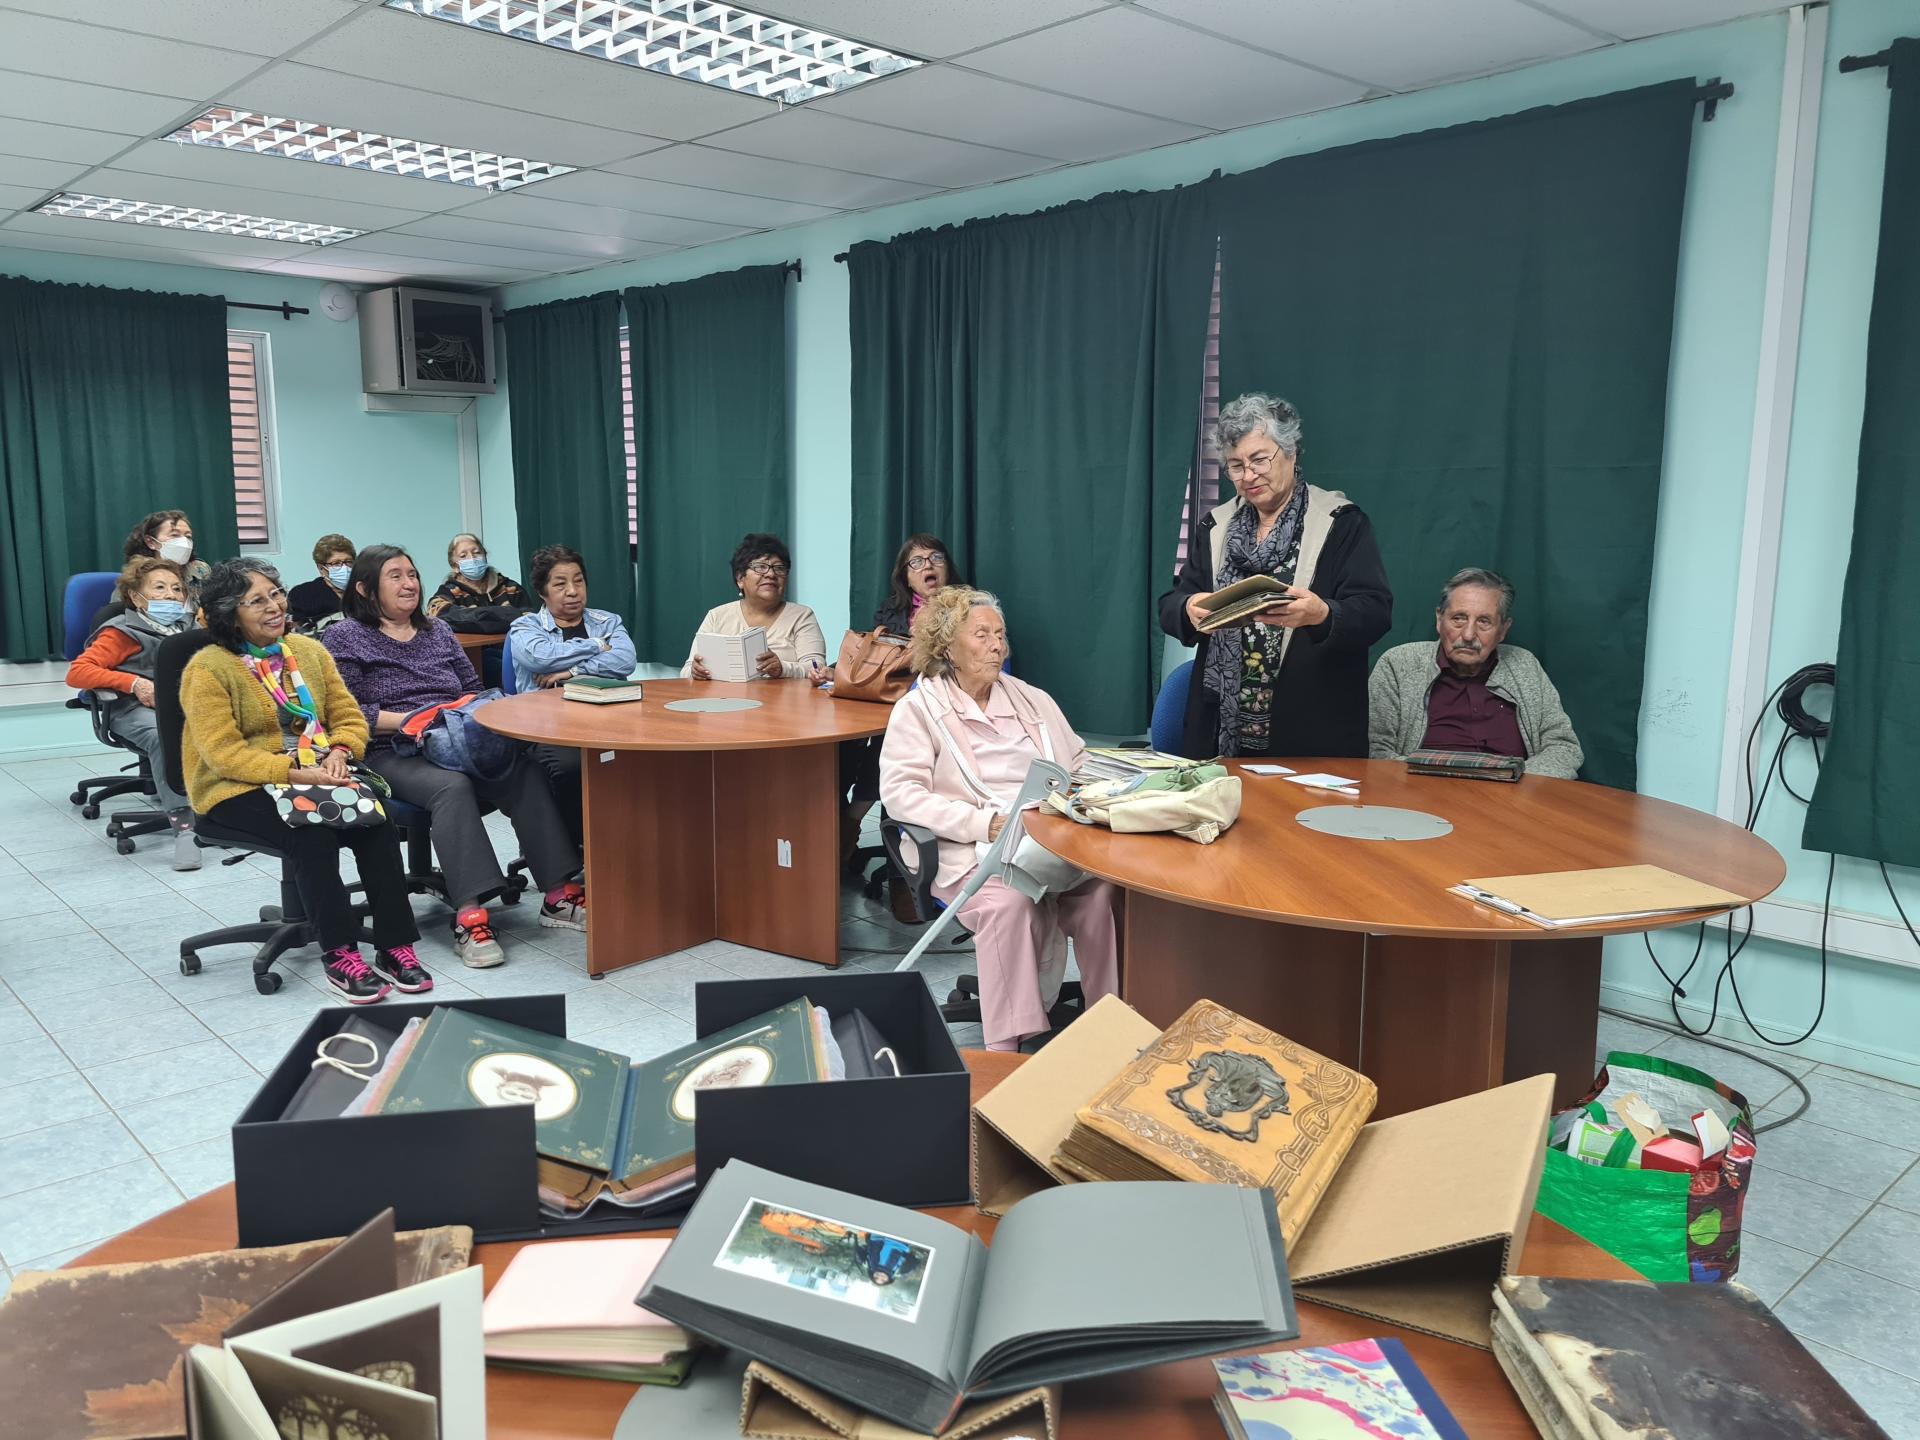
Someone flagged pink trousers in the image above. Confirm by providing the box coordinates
[946,875,1123,1050]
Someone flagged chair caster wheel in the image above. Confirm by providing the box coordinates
[259,906,282,923]
[116,837,136,855]
[81,803,101,820]
[179,953,202,975]
[500,886,523,907]
[255,972,282,995]
[69,789,85,805]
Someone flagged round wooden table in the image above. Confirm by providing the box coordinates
[1026,759,1784,1117]
[479,681,888,975]
[70,1052,1638,1440]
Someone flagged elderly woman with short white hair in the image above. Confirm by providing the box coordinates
[878,587,1120,1051]
[1160,392,1393,758]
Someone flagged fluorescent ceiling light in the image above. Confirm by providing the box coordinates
[384,0,921,103]
[31,193,363,246]
[166,107,574,192]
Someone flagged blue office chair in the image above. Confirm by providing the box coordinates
[1150,660,1194,754]
[499,638,519,696]
[63,571,170,849]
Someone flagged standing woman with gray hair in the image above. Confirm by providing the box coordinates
[1159,393,1392,758]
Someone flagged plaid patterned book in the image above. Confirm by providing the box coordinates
[1405,748,1525,782]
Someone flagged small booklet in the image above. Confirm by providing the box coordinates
[639,1159,1298,1436]
[1213,1339,1466,1440]
[482,1238,690,1367]
[1195,576,1293,632]
[696,627,770,682]
[564,675,643,704]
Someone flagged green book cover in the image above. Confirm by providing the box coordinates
[564,675,640,690]
[615,998,825,1187]
[378,1008,632,1170]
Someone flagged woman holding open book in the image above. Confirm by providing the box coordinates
[878,587,1121,1052]
[681,532,828,681]
[1158,393,1392,758]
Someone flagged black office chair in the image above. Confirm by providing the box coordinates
[155,630,374,993]
[61,573,166,845]
[878,810,1083,1030]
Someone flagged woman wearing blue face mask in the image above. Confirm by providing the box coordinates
[67,557,202,865]
[289,533,356,634]
[425,532,532,625]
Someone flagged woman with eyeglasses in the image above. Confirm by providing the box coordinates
[682,533,827,681]
[1159,393,1392,759]
[425,532,532,623]
[873,534,966,639]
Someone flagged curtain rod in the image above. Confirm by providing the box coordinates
[1839,47,1894,73]
[226,299,309,318]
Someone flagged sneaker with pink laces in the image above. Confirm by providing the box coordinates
[323,946,391,1004]
[373,944,434,994]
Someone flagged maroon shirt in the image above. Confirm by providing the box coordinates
[1420,644,1527,758]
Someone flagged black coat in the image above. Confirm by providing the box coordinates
[1157,500,1392,759]
[871,599,914,637]
[287,576,342,628]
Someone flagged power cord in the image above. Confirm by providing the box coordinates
[1598,1004,1811,1133]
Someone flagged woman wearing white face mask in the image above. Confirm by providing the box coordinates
[67,557,201,865]
[123,509,212,601]
[289,533,356,634]
[425,532,532,624]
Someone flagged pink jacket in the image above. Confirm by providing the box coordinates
[878,674,1088,894]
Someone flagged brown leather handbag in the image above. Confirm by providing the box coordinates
[831,627,914,704]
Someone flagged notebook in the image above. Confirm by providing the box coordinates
[696,628,769,682]
[1195,575,1294,632]
[482,1238,689,1365]
[1454,864,1746,928]
[1213,1339,1466,1440]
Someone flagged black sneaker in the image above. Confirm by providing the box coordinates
[323,947,391,1005]
[373,944,434,994]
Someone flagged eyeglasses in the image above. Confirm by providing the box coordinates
[1224,450,1280,480]
[746,562,789,578]
[240,587,287,612]
[905,554,948,573]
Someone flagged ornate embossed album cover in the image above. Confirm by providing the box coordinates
[1053,999,1377,1246]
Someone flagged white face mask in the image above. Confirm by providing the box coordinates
[158,537,193,565]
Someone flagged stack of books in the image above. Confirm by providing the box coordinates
[563,675,642,704]
[1076,747,1192,783]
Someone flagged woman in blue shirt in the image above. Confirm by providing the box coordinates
[509,544,638,845]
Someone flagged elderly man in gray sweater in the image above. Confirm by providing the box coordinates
[1368,568,1584,778]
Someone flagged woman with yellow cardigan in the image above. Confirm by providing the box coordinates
[179,558,429,1004]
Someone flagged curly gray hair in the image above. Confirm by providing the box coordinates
[1211,392,1302,461]
[201,558,283,652]
[1438,567,1515,623]
[909,586,1006,678]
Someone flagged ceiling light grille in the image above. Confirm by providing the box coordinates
[166,107,574,192]
[31,192,363,246]
[384,0,921,102]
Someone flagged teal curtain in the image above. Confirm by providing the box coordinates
[0,274,234,660]
[504,291,632,622]
[849,185,1217,733]
[1216,82,1699,789]
[1806,40,1920,867]
[625,265,788,661]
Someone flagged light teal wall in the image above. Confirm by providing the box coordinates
[0,248,472,753]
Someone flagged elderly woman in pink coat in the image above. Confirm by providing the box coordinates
[878,587,1121,1051]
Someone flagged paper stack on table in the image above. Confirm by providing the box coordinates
[695,627,768,682]
[1284,771,1361,795]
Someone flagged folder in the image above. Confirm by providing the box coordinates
[1456,864,1746,928]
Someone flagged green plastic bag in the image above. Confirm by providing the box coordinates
[1535,1051,1756,1283]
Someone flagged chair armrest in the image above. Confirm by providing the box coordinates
[880,814,942,924]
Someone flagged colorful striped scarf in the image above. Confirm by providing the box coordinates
[244,641,331,766]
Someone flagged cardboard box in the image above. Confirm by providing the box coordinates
[968,995,1161,1216]
[693,972,971,1209]
[1287,1072,1556,1348]
[234,976,970,1250]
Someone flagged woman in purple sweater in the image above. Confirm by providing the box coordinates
[325,545,584,968]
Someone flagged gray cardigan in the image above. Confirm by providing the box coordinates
[1368,641,1584,778]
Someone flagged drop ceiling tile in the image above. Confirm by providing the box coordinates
[0,11,264,95]
[1138,0,1601,89]
[257,252,534,286]
[529,170,839,228]
[329,230,588,273]
[703,111,1050,188]
[2,208,310,260]
[224,63,667,170]
[294,7,776,141]
[607,145,937,209]
[0,223,280,272]
[459,192,748,247]
[1527,0,1786,40]
[0,154,87,190]
[752,0,1115,59]
[816,65,1208,161]
[87,166,429,232]
[114,138,482,215]
[37,0,366,56]
[965,7,1367,130]
[0,71,198,136]
[0,181,50,209]
[394,212,678,262]
[0,116,133,165]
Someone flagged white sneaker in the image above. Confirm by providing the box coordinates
[452,906,505,968]
[171,816,201,872]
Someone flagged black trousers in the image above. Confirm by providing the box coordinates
[205,788,421,953]
[532,742,584,850]
[839,737,881,804]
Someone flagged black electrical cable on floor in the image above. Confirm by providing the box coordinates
[1598,1005,1811,1133]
